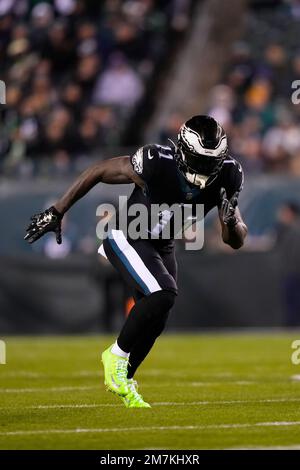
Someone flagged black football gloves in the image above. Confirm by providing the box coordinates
[219,188,239,227]
[24,206,63,244]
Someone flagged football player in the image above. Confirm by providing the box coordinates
[25,115,247,408]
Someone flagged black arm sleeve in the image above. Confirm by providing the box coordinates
[224,160,244,200]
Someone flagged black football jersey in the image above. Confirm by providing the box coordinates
[118,143,244,241]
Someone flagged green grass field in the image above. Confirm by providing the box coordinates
[1,333,300,450]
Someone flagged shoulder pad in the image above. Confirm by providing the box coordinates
[131,144,160,182]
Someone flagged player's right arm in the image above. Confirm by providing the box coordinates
[54,156,143,215]
[24,156,144,244]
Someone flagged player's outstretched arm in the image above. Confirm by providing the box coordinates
[54,156,142,215]
[218,188,248,250]
[24,156,143,244]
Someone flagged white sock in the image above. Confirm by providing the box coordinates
[111,341,130,359]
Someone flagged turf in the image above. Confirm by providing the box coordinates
[1,332,300,450]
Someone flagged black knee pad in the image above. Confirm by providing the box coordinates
[157,290,176,311]
[146,290,176,320]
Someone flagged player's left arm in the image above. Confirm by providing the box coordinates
[218,189,248,249]
[218,159,248,249]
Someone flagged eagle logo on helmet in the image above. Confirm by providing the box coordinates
[176,115,228,188]
[179,125,201,154]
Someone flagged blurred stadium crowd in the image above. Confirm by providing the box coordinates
[0,0,193,175]
[1,0,300,178]
[161,0,300,177]
[208,0,300,176]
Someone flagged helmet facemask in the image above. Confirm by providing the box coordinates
[176,116,228,188]
[176,144,226,188]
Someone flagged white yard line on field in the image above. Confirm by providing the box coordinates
[291,375,300,381]
[189,381,256,386]
[1,374,298,393]
[1,396,300,410]
[2,421,300,437]
[0,385,98,393]
[0,371,101,379]
[226,445,300,450]
[0,381,266,393]
[2,370,296,381]
[0,369,187,379]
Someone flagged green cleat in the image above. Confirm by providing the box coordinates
[121,379,151,408]
[101,345,129,396]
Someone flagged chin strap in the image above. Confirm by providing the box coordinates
[185,172,209,188]
[168,138,177,149]
[171,139,214,188]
